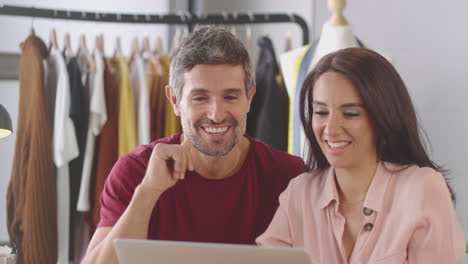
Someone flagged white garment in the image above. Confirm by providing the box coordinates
[130,54,150,144]
[50,49,79,264]
[76,50,106,212]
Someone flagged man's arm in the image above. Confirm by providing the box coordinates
[81,186,162,264]
[81,142,194,264]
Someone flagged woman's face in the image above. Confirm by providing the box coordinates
[311,71,377,170]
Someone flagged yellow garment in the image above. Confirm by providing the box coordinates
[287,44,312,154]
[160,55,181,137]
[117,56,137,156]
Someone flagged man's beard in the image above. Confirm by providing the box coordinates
[183,117,244,156]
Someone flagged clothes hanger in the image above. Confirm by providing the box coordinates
[128,36,141,65]
[142,36,162,75]
[77,34,96,73]
[182,11,191,38]
[30,14,35,35]
[95,34,105,55]
[114,36,123,57]
[284,14,294,52]
[63,33,74,59]
[143,37,156,61]
[49,10,60,51]
[245,12,253,57]
[170,27,182,55]
[170,13,185,55]
[113,13,123,58]
[153,35,165,58]
[49,28,59,51]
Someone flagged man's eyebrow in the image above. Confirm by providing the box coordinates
[189,88,243,94]
[189,88,209,94]
[224,88,243,94]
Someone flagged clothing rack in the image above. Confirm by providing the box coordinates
[0,5,309,44]
[0,4,309,80]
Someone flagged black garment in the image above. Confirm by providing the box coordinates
[247,36,288,151]
[67,57,89,260]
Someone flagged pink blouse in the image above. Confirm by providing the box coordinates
[257,162,466,264]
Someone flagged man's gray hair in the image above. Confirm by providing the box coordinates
[169,26,254,99]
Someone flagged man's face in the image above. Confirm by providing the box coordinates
[168,64,255,156]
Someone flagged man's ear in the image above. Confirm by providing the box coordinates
[165,85,180,116]
[246,82,256,112]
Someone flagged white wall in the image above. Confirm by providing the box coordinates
[0,0,170,242]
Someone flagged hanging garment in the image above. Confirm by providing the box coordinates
[66,56,89,261]
[117,56,138,156]
[69,212,90,264]
[289,41,317,156]
[89,58,119,230]
[76,50,106,212]
[159,55,181,137]
[247,36,288,151]
[7,33,57,264]
[130,54,150,144]
[50,47,79,264]
[276,72,289,149]
[148,62,165,141]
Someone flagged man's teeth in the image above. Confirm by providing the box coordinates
[328,141,349,148]
[204,127,228,134]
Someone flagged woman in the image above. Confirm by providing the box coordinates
[256,48,465,263]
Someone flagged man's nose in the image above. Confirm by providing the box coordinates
[206,99,227,123]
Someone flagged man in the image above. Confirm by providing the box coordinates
[82,26,305,264]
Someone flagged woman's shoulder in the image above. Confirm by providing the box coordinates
[287,169,329,194]
[386,163,442,183]
[385,162,447,198]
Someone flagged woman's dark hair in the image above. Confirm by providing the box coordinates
[299,48,454,201]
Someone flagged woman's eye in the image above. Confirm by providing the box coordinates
[344,112,360,117]
[313,111,328,116]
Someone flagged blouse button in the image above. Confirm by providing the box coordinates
[363,207,373,216]
[363,223,374,231]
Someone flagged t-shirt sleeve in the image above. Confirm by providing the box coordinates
[407,169,466,263]
[97,153,145,228]
[256,181,294,247]
[292,157,306,178]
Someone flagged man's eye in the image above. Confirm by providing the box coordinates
[225,96,238,100]
[192,97,206,101]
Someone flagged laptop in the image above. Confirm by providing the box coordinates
[114,239,310,264]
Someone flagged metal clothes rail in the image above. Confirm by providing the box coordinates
[0,5,309,44]
[0,4,310,80]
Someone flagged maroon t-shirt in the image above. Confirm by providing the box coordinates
[98,133,305,244]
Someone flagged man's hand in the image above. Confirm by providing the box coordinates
[139,140,194,194]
